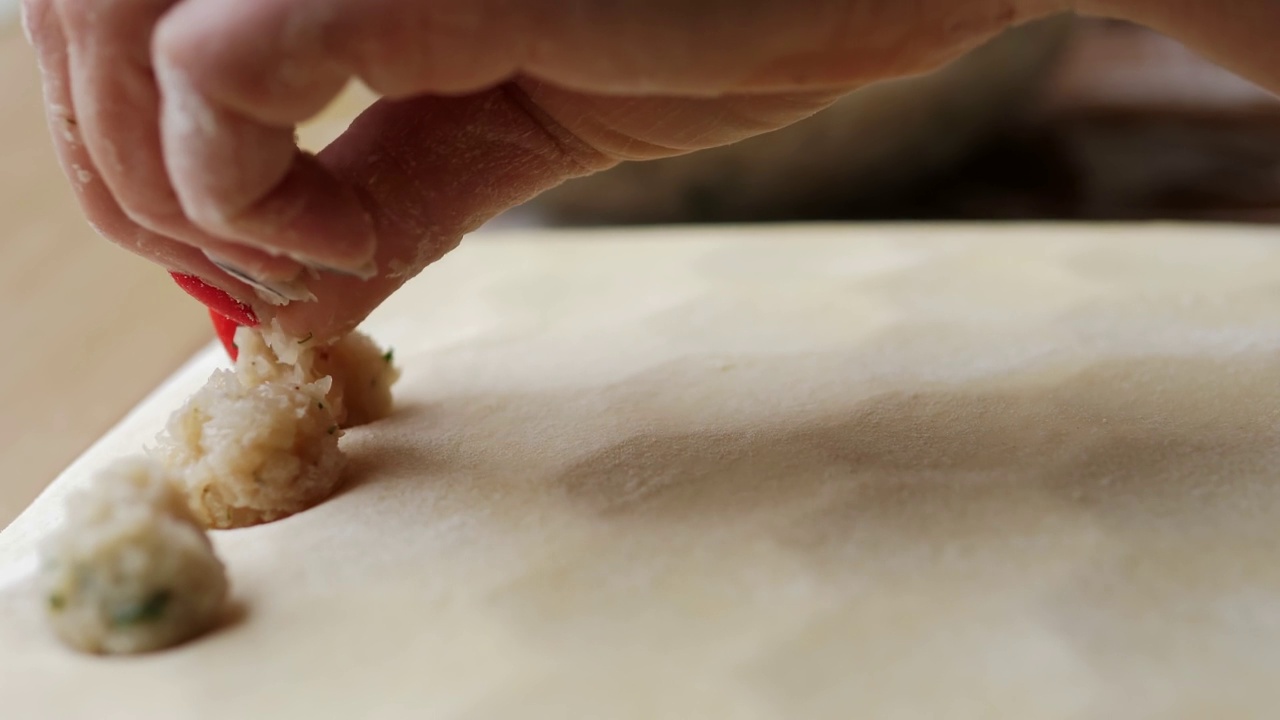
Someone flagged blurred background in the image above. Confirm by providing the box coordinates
[524,16,1280,226]
[2,12,1279,526]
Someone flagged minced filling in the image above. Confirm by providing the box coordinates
[41,325,400,653]
[39,457,229,655]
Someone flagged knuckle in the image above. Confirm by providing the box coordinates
[151,9,200,74]
[501,84,612,176]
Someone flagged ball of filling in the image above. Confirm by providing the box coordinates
[247,325,401,428]
[149,368,344,529]
[39,457,229,655]
[308,331,402,427]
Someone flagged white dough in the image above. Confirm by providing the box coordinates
[9,226,1280,714]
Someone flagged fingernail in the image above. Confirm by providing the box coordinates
[299,257,379,281]
[207,255,316,305]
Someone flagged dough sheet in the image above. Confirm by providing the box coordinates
[4,224,1280,718]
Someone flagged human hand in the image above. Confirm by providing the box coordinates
[22,0,1280,340]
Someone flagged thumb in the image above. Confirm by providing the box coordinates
[270,82,842,340]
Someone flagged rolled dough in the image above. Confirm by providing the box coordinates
[4,224,1280,718]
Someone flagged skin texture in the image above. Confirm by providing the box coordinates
[21,0,1280,340]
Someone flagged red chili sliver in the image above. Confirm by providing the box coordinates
[169,272,259,327]
[209,309,242,361]
[169,272,257,361]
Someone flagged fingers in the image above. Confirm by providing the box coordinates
[147,0,376,273]
[270,82,844,340]
[1081,0,1280,96]
[146,0,1056,339]
[274,83,752,339]
[155,0,1058,109]
[155,64,379,274]
[29,0,1280,347]
[269,85,613,339]
[23,0,280,312]
[50,0,315,288]
[517,81,847,161]
[56,0,182,234]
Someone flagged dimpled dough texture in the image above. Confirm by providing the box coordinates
[5,226,1280,717]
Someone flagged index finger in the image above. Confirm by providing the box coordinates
[150,0,1061,339]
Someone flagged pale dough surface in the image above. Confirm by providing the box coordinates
[4,224,1280,718]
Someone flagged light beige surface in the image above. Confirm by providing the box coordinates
[0,27,210,527]
[4,223,1280,718]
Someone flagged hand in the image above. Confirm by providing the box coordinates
[22,0,1280,340]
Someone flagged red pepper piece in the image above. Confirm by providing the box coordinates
[209,309,242,361]
[170,272,257,361]
[169,272,259,327]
